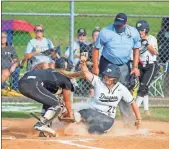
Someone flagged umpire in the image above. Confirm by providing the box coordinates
[92,13,141,124]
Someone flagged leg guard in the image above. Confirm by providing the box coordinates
[34,105,62,137]
[42,105,62,124]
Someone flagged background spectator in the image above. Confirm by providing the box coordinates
[157,17,169,63]
[1,32,20,92]
[87,27,101,97]
[90,27,102,60]
[21,24,55,71]
[64,28,90,71]
[157,17,169,97]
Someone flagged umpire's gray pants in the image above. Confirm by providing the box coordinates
[118,63,134,123]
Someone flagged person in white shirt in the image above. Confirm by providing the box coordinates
[21,24,55,71]
[73,53,141,134]
[135,20,158,115]
[64,28,90,71]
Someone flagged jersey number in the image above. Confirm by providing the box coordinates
[107,106,115,113]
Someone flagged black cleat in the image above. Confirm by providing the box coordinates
[34,121,56,137]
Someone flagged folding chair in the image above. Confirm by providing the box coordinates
[149,61,169,98]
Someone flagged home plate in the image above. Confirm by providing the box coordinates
[2,136,16,140]
[2,126,9,131]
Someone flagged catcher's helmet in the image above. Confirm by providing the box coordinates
[55,57,73,70]
[102,63,121,79]
[136,20,150,33]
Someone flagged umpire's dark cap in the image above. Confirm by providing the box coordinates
[102,63,121,78]
[114,13,127,25]
[77,28,87,36]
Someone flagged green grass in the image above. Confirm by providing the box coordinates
[141,108,169,122]
[2,106,169,122]
[2,1,169,73]
[116,107,169,122]
[2,111,32,118]
[2,2,169,15]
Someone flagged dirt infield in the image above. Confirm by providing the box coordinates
[2,118,169,149]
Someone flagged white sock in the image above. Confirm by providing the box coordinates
[143,95,149,111]
[136,96,144,107]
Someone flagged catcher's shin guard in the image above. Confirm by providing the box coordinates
[34,105,62,136]
[42,105,62,123]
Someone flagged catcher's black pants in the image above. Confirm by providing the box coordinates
[79,108,114,134]
[19,77,60,108]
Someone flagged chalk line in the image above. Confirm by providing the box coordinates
[12,138,106,149]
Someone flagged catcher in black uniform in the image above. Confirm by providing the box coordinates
[18,58,83,136]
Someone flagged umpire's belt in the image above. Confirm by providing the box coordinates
[116,63,125,66]
[102,56,128,66]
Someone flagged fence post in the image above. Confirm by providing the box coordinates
[70,0,75,103]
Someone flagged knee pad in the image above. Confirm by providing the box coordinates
[138,84,148,97]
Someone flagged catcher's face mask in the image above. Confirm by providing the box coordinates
[55,57,74,71]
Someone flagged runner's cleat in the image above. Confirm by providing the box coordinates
[144,110,151,116]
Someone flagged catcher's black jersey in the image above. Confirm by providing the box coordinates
[21,68,74,93]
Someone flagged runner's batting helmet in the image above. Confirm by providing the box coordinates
[136,20,150,33]
[102,63,121,79]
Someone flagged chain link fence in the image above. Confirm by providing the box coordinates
[2,1,169,99]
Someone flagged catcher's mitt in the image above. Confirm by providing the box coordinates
[58,112,75,123]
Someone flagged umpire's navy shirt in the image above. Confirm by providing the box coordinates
[95,24,141,65]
